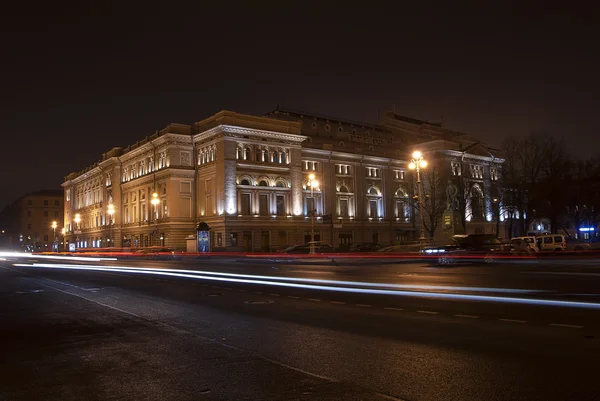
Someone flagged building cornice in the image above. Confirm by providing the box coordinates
[195,124,307,145]
[236,163,290,172]
[443,150,505,163]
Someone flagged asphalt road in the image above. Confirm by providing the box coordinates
[1,255,600,400]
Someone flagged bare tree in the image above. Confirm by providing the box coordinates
[502,133,572,235]
[415,163,449,239]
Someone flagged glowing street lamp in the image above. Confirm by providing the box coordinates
[74,213,81,249]
[308,173,319,254]
[51,221,57,251]
[408,150,427,241]
[107,203,115,247]
[151,192,160,245]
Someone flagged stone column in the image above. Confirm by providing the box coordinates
[290,147,303,216]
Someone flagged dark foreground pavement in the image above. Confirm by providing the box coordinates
[1,260,600,400]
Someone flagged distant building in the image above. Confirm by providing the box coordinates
[0,190,64,251]
[62,108,503,251]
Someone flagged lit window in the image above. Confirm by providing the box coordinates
[490,167,498,181]
[451,162,461,176]
[470,164,483,179]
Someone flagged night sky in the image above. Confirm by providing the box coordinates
[1,3,598,208]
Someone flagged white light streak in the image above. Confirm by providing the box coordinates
[13,262,600,310]
[19,263,545,294]
[0,252,116,262]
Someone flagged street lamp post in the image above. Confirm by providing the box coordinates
[308,174,319,255]
[74,213,81,248]
[151,192,160,246]
[107,203,115,247]
[51,221,57,252]
[408,151,427,242]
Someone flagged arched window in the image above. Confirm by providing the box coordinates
[339,185,349,193]
[236,147,242,160]
[273,152,279,163]
[275,178,288,188]
[240,179,251,186]
[258,180,268,187]
[368,187,380,196]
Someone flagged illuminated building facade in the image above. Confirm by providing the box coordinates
[63,109,503,251]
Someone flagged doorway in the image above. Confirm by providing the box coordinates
[243,231,252,252]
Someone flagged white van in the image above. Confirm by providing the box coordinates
[536,234,566,251]
[510,236,539,253]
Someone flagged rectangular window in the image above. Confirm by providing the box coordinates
[231,233,238,247]
[241,194,251,215]
[394,170,405,180]
[336,164,351,175]
[339,199,349,217]
[304,231,321,243]
[27,224,31,229]
[44,211,48,217]
[259,194,268,216]
[339,231,353,246]
[27,210,31,217]
[490,167,498,181]
[276,195,285,216]
[54,211,59,217]
[302,161,319,171]
[470,164,483,179]
[366,167,379,177]
[396,200,409,221]
[44,235,48,242]
[44,200,48,206]
[370,199,378,218]
[54,200,59,206]
[27,200,32,206]
[217,232,223,247]
[451,162,461,176]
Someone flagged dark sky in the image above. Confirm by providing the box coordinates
[1,2,599,208]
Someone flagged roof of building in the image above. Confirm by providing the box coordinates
[266,106,389,132]
[23,189,63,198]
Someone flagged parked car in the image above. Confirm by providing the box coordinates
[378,243,423,253]
[510,236,539,253]
[535,234,566,251]
[133,247,182,260]
[349,243,381,252]
[421,234,514,265]
[565,237,591,252]
[280,243,334,254]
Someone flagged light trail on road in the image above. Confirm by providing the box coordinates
[82,264,550,294]
[12,262,600,310]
